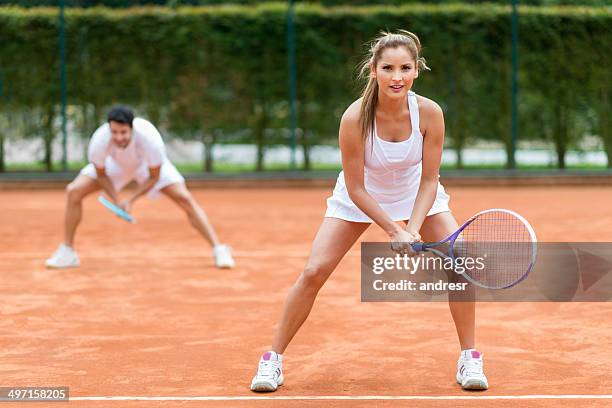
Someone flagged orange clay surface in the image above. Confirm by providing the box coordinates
[1,186,612,408]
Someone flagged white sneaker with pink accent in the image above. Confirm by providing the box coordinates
[456,349,489,390]
[250,351,283,392]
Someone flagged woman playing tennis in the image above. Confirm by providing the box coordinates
[251,30,488,392]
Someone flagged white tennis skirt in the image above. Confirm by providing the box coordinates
[325,177,451,223]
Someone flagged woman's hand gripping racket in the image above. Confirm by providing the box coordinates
[98,195,136,224]
[411,209,537,289]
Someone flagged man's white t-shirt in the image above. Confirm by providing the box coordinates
[88,117,167,171]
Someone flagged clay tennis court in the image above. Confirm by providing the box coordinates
[1,185,611,407]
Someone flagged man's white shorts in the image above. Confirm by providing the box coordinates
[79,159,185,199]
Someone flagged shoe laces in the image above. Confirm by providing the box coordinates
[462,358,484,377]
[257,360,279,379]
[55,245,72,258]
[215,245,230,254]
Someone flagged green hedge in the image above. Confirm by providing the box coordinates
[2,1,608,8]
[0,3,610,170]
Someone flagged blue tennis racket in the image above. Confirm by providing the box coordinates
[411,209,537,289]
[98,195,135,224]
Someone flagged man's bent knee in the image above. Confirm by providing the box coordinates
[66,177,97,203]
[66,183,86,203]
[173,193,195,213]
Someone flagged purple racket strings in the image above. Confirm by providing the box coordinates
[456,210,537,289]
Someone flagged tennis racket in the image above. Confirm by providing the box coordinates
[98,195,136,224]
[411,209,537,289]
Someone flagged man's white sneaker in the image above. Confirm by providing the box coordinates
[251,351,283,392]
[214,244,235,269]
[45,244,80,269]
[456,349,489,390]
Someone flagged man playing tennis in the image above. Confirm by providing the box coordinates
[45,105,235,269]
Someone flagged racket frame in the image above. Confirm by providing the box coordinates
[98,195,136,224]
[411,208,537,289]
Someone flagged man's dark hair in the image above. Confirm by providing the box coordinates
[107,105,135,127]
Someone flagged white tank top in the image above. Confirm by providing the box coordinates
[325,90,450,222]
[363,90,424,203]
